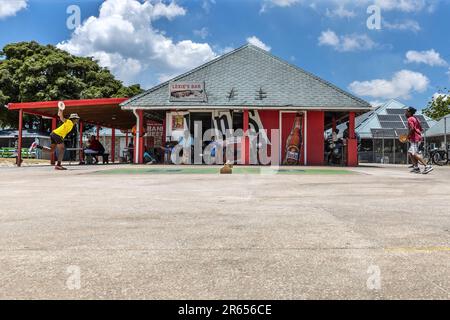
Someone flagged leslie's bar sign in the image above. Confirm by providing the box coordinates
[169,82,206,102]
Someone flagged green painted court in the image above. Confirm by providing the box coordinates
[94,167,354,175]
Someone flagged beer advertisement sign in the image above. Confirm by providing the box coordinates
[283,113,304,165]
[169,82,206,102]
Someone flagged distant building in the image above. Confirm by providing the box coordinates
[338,100,435,164]
[0,129,51,159]
[424,115,450,150]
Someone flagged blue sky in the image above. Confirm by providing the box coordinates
[1,0,449,109]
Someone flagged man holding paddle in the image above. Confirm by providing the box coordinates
[30,102,80,170]
[404,107,433,175]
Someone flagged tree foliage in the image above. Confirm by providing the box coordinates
[0,41,144,128]
[423,88,450,120]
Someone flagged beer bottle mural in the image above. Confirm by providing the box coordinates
[284,113,303,165]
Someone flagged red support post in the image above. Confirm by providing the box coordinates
[138,110,144,164]
[162,111,167,146]
[349,112,356,139]
[111,128,116,163]
[242,109,249,165]
[96,125,100,140]
[17,109,23,167]
[51,118,57,165]
[347,112,358,166]
[79,121,84,163]
[306,111,325,166]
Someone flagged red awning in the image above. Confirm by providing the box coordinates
[7,98,134,130]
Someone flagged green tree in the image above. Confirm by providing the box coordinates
[423,88,450,120]
[0,41,143,129]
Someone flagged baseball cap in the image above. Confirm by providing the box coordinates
[69,113,80,119]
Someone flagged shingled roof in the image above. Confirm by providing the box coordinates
[121,44,371,110]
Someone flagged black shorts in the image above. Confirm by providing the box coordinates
[50,132,64,145]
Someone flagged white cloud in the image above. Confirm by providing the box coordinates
[194,27,209,39]
[247,36,271,51]
[57,0,217,86]
[0,0,27,19]
[325,6,356,18]
[260,0,300,13]
[383,20,421,32]
[318,30,340,47]
[349,70,430,100]
[202,0,216,13]
[261,0,438,14]
[373,0,427,12]
[370,100,385,107]
[432,93,449,101]
[405,49,448,67]
[318,30,376,52]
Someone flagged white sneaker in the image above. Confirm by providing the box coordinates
[422,166,434,175]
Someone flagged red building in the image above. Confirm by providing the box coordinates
[121,44,371,166]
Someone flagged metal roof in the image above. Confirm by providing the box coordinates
[336,99,436,139]
[0,129,50,139]
[425,115,450,137]
[121,44,371,110]
[7,98,133,130]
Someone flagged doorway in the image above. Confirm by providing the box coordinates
[190,112,212,138]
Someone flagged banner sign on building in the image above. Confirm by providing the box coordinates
[169,82,206,102]
[146,121,164,148]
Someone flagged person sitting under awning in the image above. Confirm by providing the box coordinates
[84,135,105,164]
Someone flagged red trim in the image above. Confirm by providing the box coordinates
[17,109,23,167]
[349,112,356,139]
[79,121,84,163]
[138,110,144,164]
[111,128,116,163]
[306,111,325,166]
[347,112,358,166]
[242,109,249,165]
[7,98,127,110]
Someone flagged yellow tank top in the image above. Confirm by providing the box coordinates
[52,119,74,139]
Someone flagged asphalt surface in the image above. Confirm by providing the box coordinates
[0,164,449,299]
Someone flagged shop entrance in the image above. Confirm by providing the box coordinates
[189,112,213,163]
[190,112,212,138]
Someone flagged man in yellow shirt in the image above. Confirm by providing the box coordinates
[31,109,80,170]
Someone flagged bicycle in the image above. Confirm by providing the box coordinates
[423,145,449,166]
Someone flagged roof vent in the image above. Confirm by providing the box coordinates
[255,87,267,100]
[227,88,238,101]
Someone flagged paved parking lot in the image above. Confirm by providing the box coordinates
[0,164,449,299]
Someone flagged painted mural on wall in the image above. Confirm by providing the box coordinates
[167,110,276,165]
[284,113,304,165]
[212,110,270,145]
